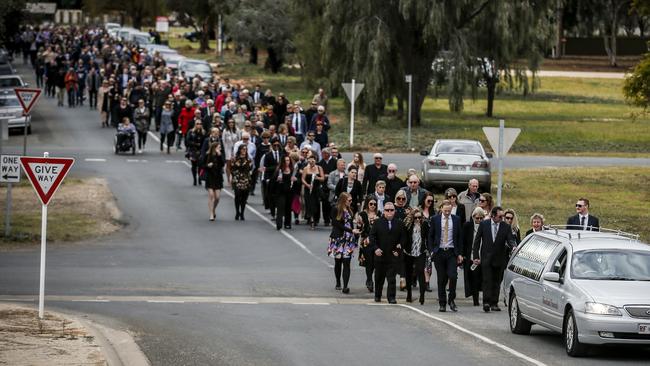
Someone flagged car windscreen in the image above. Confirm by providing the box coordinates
[184,63,211,72]
[0,78,21,87]
[435,141,482,155]
[0,98,20,107]
[572,249,650,280]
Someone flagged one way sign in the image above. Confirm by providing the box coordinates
[0,155,21,183]
[20,156,75,205]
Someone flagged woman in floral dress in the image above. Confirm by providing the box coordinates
[328,192,360,294]
[231,144,252,221]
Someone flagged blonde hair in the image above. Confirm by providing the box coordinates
[336,192,351,221]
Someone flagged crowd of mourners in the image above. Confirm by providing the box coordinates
[10,25,600,311]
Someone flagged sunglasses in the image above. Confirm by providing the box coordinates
[473,216,484,219]
[504,216,514,220]
[575,204,583,208]
[396,197,406,201]
[425,200,433,203]
[479,199,487,202]
[374,157,382,160]
[384,208,395,212]
[368,202,377,206]
[388,170,396,173]
[447,195,457,198]
[414,216,422,219]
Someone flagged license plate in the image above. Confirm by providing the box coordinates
[639,324,650,334]
[448,165,467,171]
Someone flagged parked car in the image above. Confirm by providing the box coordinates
[0,94,30,134]
[178,59,213,82]
[0,75,27,91]
[183,29,216,42]
[419,139,491,191]
[159,50,185,70]
[0,63,16,76]
[129,31,154,46]
[104,22,121,32]
[504,228,650,357]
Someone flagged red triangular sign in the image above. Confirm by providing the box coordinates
[14,87,42,115]
[19,156,75,205]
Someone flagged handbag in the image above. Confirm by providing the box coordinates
[291,195,301,215]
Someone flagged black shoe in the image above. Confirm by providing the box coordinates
[483,304,491,312]
[284,225,291,229]
[473,298,480,306]
[419,296,425,305]
[406,296,412,303]
[342,288,349,294]
[235,214,240,221]
[449,300,458,312]
[295,219,299,225]
[439,305,447,312]
[335,285,342,291]
[388,299,397,304]
[374,297,381,303]
[425,282,433,292]
[276,225,281,230]
[365,280,373,293]
[490,306,501,312]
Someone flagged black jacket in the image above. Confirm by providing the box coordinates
[428,214,463,257]
[329,207,354,239]
[362,164,388,195]
[566,214,600,231]
[473,219,517,268]
[369,217,407,262]
[335,178,363,212]
[403,220,429,257]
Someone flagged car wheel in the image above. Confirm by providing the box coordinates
[564,309,588,357]
[509,292,532,335]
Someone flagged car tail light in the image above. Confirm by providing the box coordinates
[428,159,446,167]
[471,160,489,169]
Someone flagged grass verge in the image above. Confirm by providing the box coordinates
[0,177,123,247]
[501,166,650,242]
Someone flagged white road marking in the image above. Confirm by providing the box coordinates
[148,131,167,149]
[71,299,111,303]
[146,300,186,304]
[220,301,259,305]
[179,159,333,269]
[126,159,148,163]
[399,304,548,366]
[84,158,107,162]
[293,302,329,305]
[165,160,185,163]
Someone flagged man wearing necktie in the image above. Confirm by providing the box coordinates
[369,202,406,304]
[472,206,517,312]
[428,201,463,312]
[566,197,600,231]
[262,138,284,217]
[291,109,306,145]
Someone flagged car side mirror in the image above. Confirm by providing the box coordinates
[24,82,30,87]
[420,150,429,156]
[486,152,493,158]
[542,272,560,282]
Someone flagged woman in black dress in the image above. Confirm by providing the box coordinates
[403,208,429,304]
[271,155,296,230]
[462,207,486,306]
[334,167,363,213]
[231,144,252,221]
[186,121,206,186]
[204,141,225,221]
[301,153,325,229]
[357,195,380,292]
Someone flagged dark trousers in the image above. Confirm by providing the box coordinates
[137,129,147,149]
[155,108,162,130]
[433,249,459,305]
[304,189,320,224]
[191,160,200,185]
[161,132,175,152]
[362,246,375,285]
[321,195,332,224]
[404,254,426,301]
[334,258,351,288]
[275,193,292,229]
[77,85,85,105]
[67,89,76,107]
[88,89,98,108]
[234,189,250,218]
[250,170,259,194]
[374,259,397,301]
[482,263,504,306]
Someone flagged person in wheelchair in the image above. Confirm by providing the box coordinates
[116,116,137,150]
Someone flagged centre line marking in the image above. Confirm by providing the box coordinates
[293,302,329,305]
[84,158,106,162]
[147,300,186,304]
[398,304,548,366]
[220,301,259,305]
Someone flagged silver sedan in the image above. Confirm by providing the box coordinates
[420,139,491,191]
[504,229,650,357]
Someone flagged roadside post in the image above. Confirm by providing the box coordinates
[1,154,21,236]
[405,74,413,150]
[14,87,42,156]
[19,152,75,319]
[482,120,520,206]
[341,80,364,147]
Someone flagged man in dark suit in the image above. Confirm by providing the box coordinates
[288,106,307,145]
[362,153,388,195]
[428,201,463,312]
[369,202,406,304]
[261,137,284,216]
[472,206,517,312]
[566,197,599,231]
[319,148,338,225]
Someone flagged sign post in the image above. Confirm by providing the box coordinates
[341,80,364,147]
[155,16,169,33]
[482,120,520,207]
[19,153,74,319]
[405,74,413,150]
[1,154,21,236]
[14,87,42,156]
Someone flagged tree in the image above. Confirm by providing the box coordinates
[166,0,229,53]
[225,0,293,73]
[623,53,650,110]
[0,0,26,43]
[83,0,165,29]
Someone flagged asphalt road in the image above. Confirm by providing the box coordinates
[1,64,649,365]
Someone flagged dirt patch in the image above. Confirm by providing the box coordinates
[0,177,123,247]
[0,303,107,365]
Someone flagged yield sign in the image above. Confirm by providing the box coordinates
[14,87,42,115]
[482,126,521,158]
[341,82,364,102]
[19,156,75,205]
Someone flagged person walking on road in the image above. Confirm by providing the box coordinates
[458,178,481,222]
[204,141,225,221]
[232,144,252,221]
[429,200,463,312]
[463,207,486,306]
[334,167,363,214]
[301,154,325,229]
[271,155,296,230]
[362,153,387,196]
[328,192,361,294]
[159,101,175,154]
[472,206,517,312]
[357,195,379,292]
[134,99,150,153]
[403,208,429,305]
[222,119,240,184]
[64,67,78,108]
[186,121,206,186]
[369,202,406,304]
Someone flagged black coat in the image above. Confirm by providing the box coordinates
[362,164,388,195]
[472,220,517,268]
[462,221,482,297]
[403,220,429,257]
[335,178,363,212]
[566,214,600,231]
[329,207,354,239]
[428,214,463,257]
[369,217,407,262]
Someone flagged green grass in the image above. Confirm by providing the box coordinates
[165,27,650,155]
[501,167,650,242]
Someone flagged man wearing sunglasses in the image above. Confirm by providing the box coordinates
[362,153,388,196]
[369,202,406,304]
[566,197,599,231]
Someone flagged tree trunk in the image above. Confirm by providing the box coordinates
[199,20,211,53]
[486,76,496,117]
[249,46,258,64]
[265,47,283,73]
[554,0,563,59]
[396,95,404,121]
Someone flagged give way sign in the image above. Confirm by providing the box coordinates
[19,156,75,205]
[14,87,42,115]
